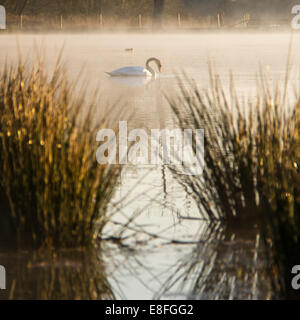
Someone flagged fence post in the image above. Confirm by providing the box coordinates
[20,15,23,30]
[221,13,225,26]
[217,13,221,28]
[207,15,212,27]
[177,13,181,27]
[99,13,103,28]
[244,13,250,27]
[138,14,142,29]
[60,15,63,30]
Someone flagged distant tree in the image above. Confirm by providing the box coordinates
[152,0,164,28]
[0,0,295,21]
[1,0,28,15]
[16,0,28,15]
[96,0,103,13]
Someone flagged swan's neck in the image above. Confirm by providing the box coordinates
[146,60,156,77]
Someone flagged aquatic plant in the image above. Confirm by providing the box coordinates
[264,99,300,299]
[155,223,271,300]
[0,58,121,248]
[169,70,299,221]
[169,70,299,298]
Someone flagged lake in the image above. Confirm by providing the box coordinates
[0,32,299,299]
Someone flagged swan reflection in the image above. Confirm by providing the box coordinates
[108,76,153,88]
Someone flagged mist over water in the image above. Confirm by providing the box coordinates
[2,32,299,124]
[0,31,299,299]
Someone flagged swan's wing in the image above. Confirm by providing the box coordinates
[107,66,151,77]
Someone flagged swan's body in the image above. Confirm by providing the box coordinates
[106,57,162,78]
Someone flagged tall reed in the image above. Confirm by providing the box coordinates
[169,71,299,222]
[169,71,299,298]
[0,58,120,248]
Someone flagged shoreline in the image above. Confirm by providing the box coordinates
[0,27,297,35]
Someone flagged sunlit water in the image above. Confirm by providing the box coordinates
[1,32,299,299]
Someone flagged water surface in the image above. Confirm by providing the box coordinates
[0,32,298,299]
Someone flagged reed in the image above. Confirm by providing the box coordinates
[169,71,299,298]
[169,71,299,222]
[0,58,121,249]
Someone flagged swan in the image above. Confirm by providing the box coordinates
[106,57,162,78]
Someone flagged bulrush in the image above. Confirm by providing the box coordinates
[0,57,121,249]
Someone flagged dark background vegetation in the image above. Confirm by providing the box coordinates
[0,0,299,27]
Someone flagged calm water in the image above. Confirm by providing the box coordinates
[0,32,299,299]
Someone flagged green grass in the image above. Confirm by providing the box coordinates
[0,58,121,249]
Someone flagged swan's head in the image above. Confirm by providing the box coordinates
[146,57,162,73]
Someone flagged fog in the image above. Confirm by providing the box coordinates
[0,30,299,299]
[1,32,299,127]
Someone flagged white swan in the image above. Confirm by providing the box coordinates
[106,57,162,78]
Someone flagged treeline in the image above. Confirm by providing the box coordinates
[185,0,298,20]
[1,1,159,17]
[0,0,167,27]
[0,0,297,23]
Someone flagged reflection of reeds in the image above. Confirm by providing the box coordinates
[0,249,114,300]
[0,58,120,248]
[155,223,271,300]
[169,71,299,298]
